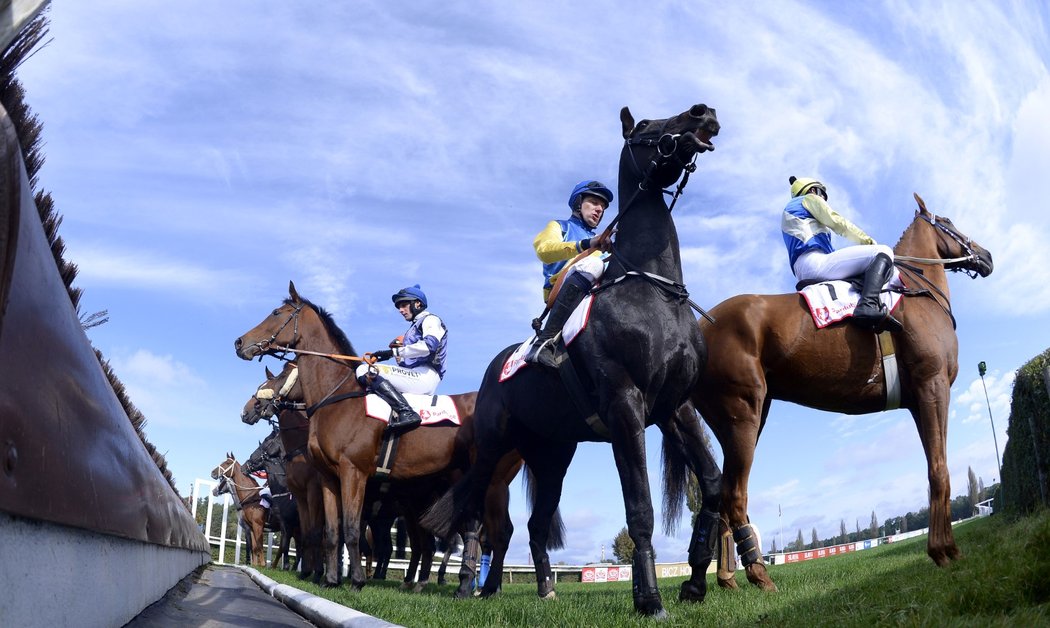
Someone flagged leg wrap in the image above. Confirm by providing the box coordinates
[632,549,659,596]
[733,523,763,566]
[534,554,554,597]
[688,509,720,566]
[717,525,737,576]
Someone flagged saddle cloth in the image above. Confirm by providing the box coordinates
[364,393,462,426]
[499,294,595,382]
[800,271,905,329]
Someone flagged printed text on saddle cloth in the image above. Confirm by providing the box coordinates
[364,393,461,426]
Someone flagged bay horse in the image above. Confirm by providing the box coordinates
[693,194,993,591]
[210,454,269,567]
[243,429,303,570]
[242,364,325,581]
[422,104,724,618]
[243,361,442,589]
[233,284,557,594]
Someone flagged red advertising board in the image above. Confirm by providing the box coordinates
[783,542,857,564]
[581,565,633,583]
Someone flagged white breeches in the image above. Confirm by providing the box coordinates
[567,254,606,282]
[793,244,894,282]
[355,362,441,395]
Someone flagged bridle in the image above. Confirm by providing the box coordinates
[243,302,305,360]
[895,213,984,278]
[252,366,308,425]
[584,116,716,322]
[893,212,984,329]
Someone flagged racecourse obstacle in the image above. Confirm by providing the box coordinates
[0,11,209,624]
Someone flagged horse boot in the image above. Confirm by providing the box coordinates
[369,377,422,434]
[851,253,903,333]
[525,272,592,369]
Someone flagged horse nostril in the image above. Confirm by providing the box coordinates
[234,338,242,350]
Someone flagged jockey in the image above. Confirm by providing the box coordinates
[525,180,614,367]
[356,284,448,434]
[782,176,902,332]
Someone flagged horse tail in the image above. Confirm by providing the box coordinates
[661,428,689,536]
[522,465,567,550]
[421,469,480,539]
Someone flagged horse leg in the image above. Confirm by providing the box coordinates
[519,441,576,601]
[338,464,370,590]
[478,480,514,598]
[910,378,961,565]
[319,475,342,586]
[698,390,777,593]
[411,529,436,593]
[664,403,722,603]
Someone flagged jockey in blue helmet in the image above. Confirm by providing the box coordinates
[525,179,614,367]
[356,284,448,434]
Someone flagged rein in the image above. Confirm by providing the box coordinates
[891,213,980,330]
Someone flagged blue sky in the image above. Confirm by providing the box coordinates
[16,2,1049,564]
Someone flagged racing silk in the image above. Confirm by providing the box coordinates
[534,214,598,295]
[781,194,876,271]
[394,310,447,378]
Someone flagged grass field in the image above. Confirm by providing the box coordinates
[258,510,1050,627]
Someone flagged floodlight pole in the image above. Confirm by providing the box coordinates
[978,361,1003,484]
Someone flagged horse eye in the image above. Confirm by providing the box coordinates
[272,308,281,316]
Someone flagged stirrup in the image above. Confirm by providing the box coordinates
[386,412,421,434]
[524,336,560,368]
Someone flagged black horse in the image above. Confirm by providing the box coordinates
[243,429,303,570]
[423,104,723,618]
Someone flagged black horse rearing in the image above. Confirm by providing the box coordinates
[423,104,721,618]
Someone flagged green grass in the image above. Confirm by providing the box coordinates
[257,510,1050,627]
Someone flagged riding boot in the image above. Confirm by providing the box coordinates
[369,377,422,434]
[851,253,903,333]
[525,273,592,368]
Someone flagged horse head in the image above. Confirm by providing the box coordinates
[212,475,229,497]
[242,362,302,425]
[620,103,720,191]
[913,193,994,278]
[234,281,306,360]
[209,453,238,480]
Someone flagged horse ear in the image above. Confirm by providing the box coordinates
[621,106,635,138]
[288,280,300,302]
[913,192,928,214]
[265,366,275,379]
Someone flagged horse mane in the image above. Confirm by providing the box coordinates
[1,14,182,499]
[284,296,359,357]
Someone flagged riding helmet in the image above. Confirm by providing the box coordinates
[391,284,427,309]
[568,180,614,210]
[789,176,825,198]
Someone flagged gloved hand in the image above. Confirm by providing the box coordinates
[371,349,394,362]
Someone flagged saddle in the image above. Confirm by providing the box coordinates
[798,271,904,329]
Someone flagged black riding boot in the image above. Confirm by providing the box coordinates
[852,253,903,333]
[525,274,592,368]
[370,377,422,434]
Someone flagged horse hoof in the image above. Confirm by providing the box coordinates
[454,588,472,600]
[717,576,738,590]
[679,579,707,603]
[412,583,426,594]
[540,590,557,601]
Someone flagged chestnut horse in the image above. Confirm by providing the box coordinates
[211,454,268,567]
[693,194,993,591]
[423,104,723,618]
[234,284,556,593]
